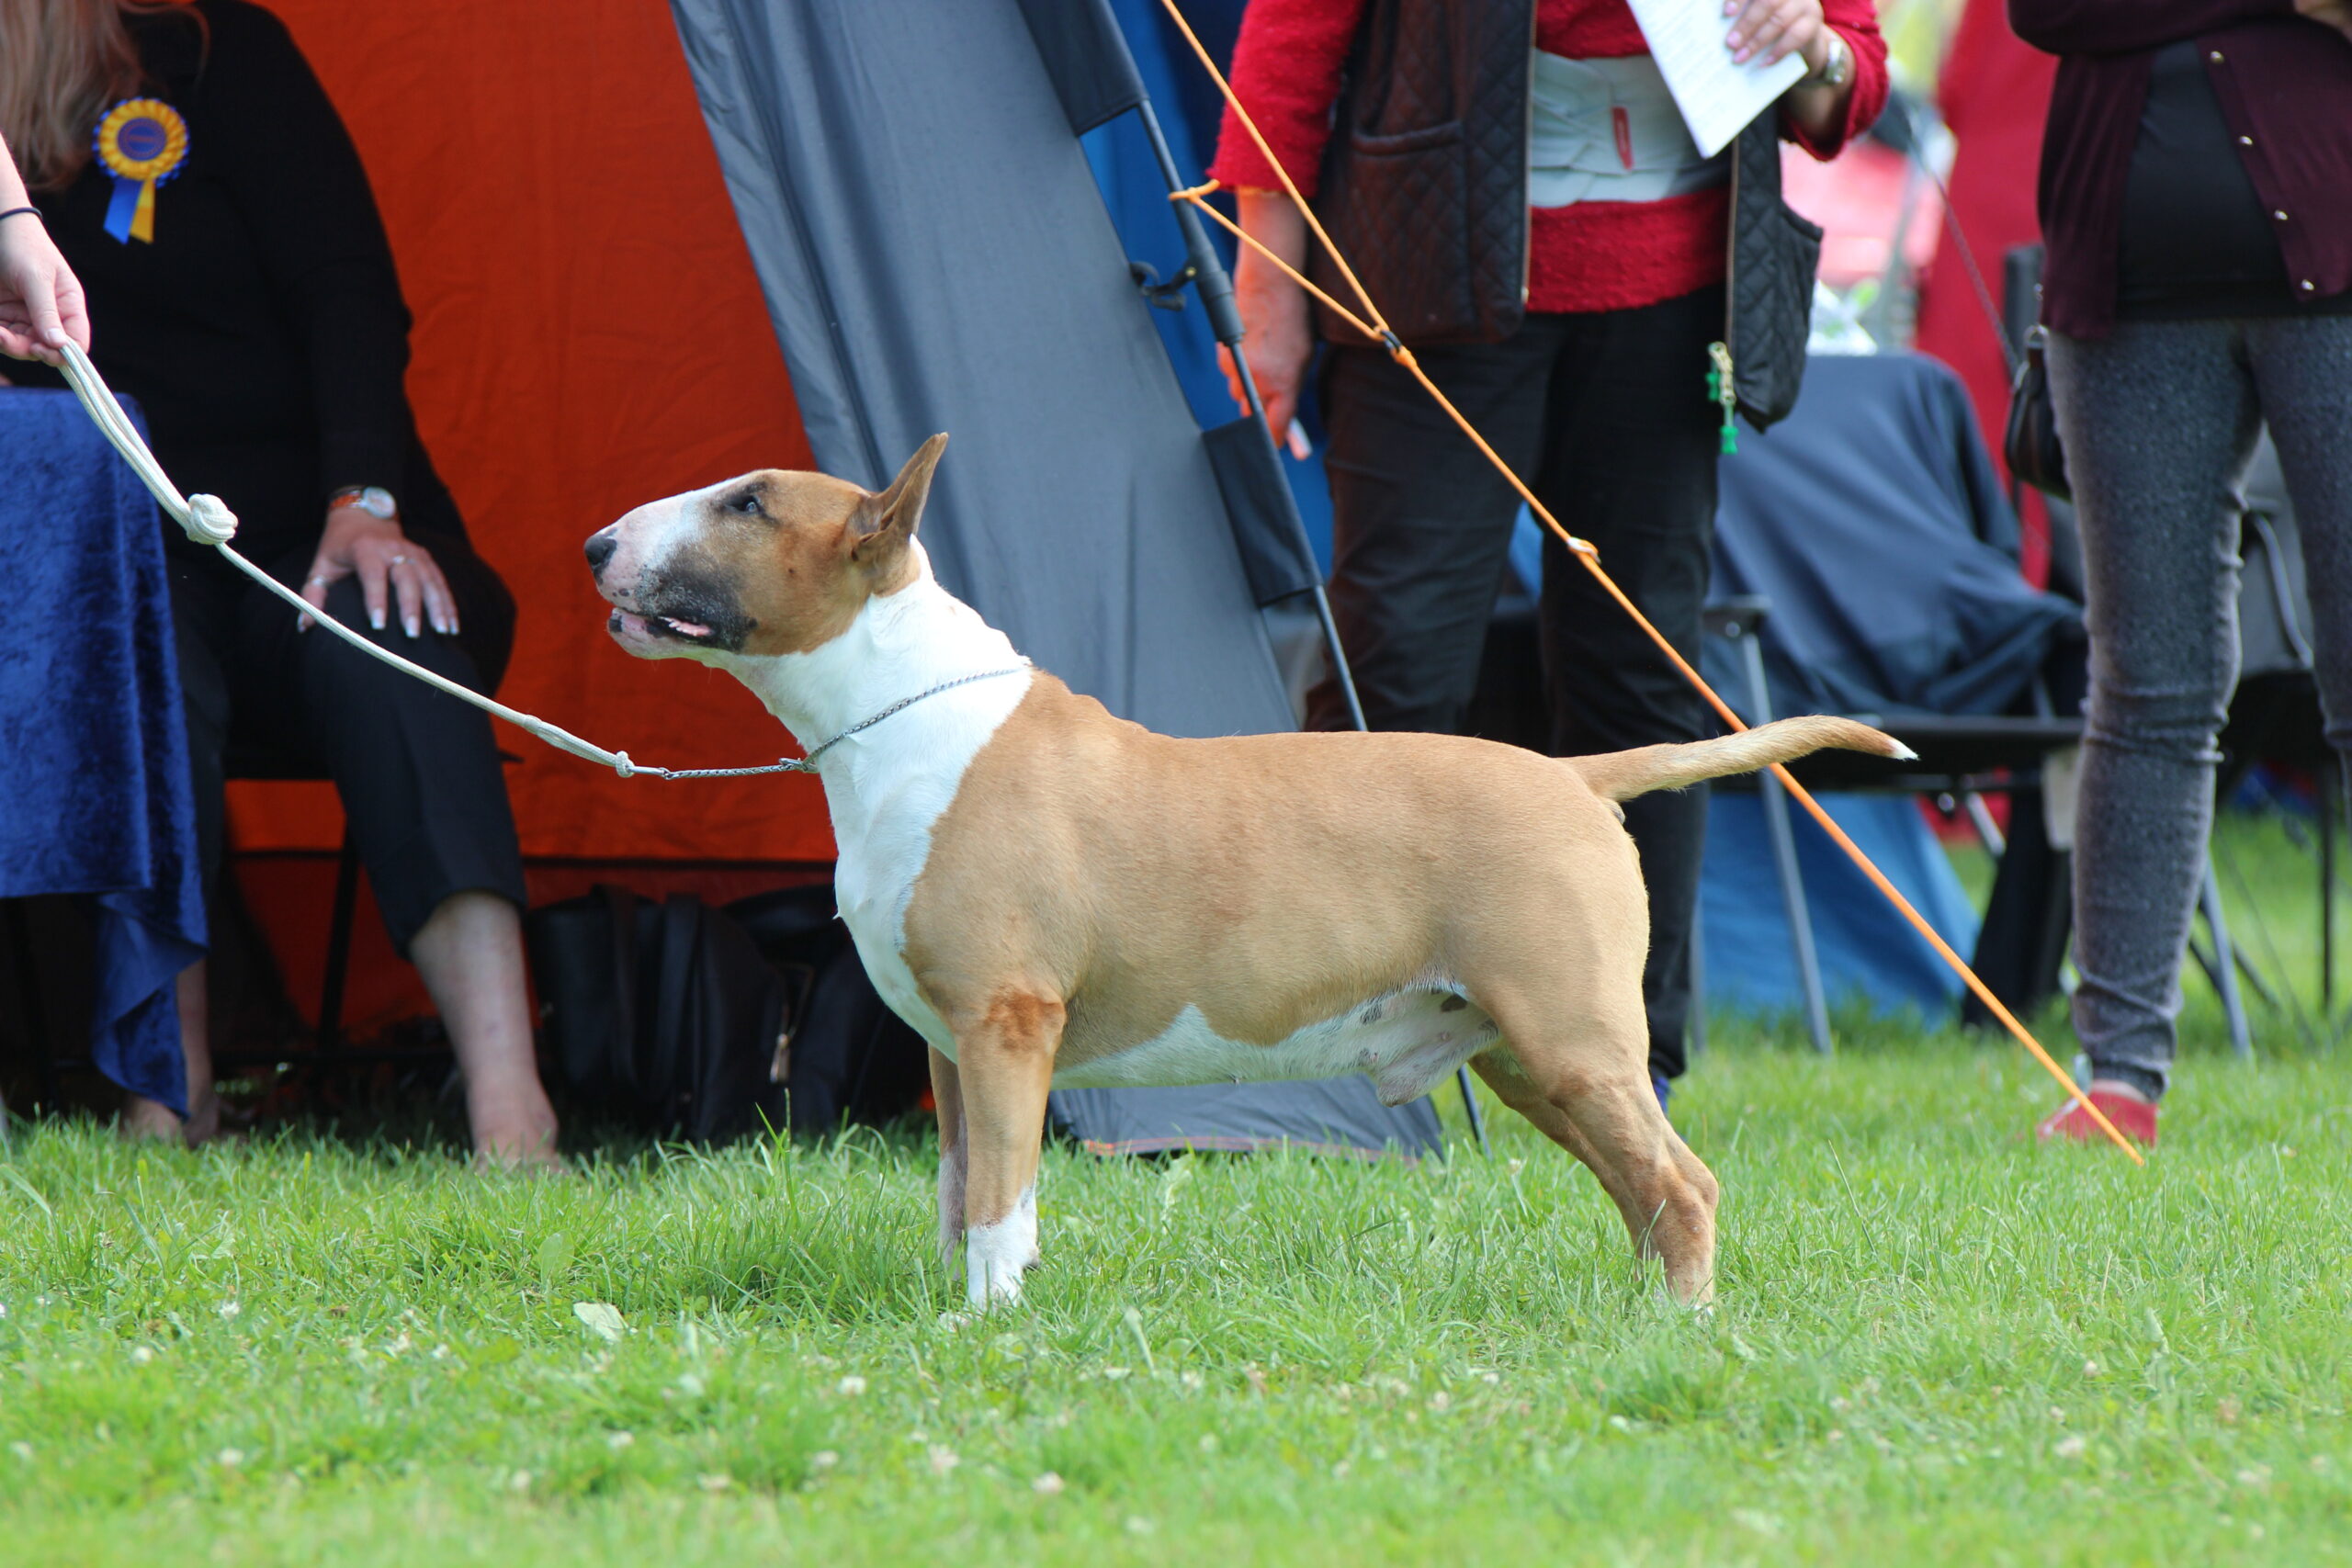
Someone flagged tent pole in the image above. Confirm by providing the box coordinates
[1136,97,1480,1152]
[1136,100,1368,737]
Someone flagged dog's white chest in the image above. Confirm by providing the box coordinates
[735,565,1031,1062]
[1054,989,1501,1106]
[827,700,1026,1058]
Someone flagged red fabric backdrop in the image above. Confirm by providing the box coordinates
[228,0,832,864]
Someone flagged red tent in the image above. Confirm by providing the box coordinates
[229,2,831,1030]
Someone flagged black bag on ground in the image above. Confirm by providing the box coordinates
[725,886,931,1132]
[526,886,788,1142]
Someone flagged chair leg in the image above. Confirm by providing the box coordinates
[1962,791,2007,858]
[1688,908,1708,1059]
[1737,635,1832,1055]
[1454,1066,1489,1158]
[2323,754,2337,1017]
[318,831,361,1063]
[2198,861,2254,1060]
[5,900,60,1115]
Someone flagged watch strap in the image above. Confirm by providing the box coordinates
[1805,31,1851,89]
[328,485,398,519]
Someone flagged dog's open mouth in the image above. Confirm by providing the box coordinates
[608,607,718,644]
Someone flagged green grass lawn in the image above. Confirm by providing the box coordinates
[2,814,2347,1565]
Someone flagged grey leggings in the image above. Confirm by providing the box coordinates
[2048,316,2352,1098]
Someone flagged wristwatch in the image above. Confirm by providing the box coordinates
[328,485,398,520]
[1804,31,1853,90]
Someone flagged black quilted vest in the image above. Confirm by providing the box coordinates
[1309,0,1820,430]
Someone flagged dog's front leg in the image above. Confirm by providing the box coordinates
[944,988,1063,1309]
[929,1046,967,1269]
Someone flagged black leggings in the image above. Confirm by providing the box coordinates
[171,538,526,956]
[1309,287,1725,1079]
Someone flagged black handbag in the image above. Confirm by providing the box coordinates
[2004,323,2072,502]
[526,886,790,1142]
[1720,117,1825,436]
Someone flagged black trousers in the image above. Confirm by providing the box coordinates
[171,536,526,956]
[1308,287,1724,1079]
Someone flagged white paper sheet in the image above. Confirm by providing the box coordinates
[1623,0,1806,159]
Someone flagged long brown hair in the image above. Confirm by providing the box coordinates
[0,0,197,192]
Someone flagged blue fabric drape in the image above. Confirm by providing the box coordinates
[0,389,201,1110]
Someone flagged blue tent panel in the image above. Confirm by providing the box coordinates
[1701,793,1980,1019]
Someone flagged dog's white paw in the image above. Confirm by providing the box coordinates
[964,1184,1038,1310]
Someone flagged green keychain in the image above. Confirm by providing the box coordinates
[1705,341,1738,457]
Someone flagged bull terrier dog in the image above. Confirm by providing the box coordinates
[586,436,1907,1309]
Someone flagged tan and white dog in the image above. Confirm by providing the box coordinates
[587,436,1906,1308]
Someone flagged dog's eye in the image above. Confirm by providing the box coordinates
[729,491,763,517]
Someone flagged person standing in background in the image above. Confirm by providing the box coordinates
[2014,0,2352,1146]
[1211,0,1886,1111]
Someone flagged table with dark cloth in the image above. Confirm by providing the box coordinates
[0,389,201,1111]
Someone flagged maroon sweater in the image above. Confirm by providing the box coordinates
[2010,0,2352,337]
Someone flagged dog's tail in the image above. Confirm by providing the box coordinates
[1568,716,1913,803]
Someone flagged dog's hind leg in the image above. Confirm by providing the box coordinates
[1471,1027,1720,1306]
[940,987,1063,1309]
[929,1046,967,1269]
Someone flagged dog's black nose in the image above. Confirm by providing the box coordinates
[584,532,616,573]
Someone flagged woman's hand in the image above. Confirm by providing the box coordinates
[1734,0,1854,144]
[1220,191,1315,450]
[0,143,90,362]
[301,504,458,639]
[1725,0,1828,69]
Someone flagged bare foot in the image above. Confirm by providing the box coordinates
[469,1087,563,1171]
[119,1090,227,1149]
[119,1095,185,1144]
[182,1091,225,1147]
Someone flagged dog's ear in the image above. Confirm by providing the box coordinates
[847,434,948,571]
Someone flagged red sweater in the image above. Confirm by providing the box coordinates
[1210,0,1890,314]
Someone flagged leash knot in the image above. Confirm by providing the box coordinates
[181,492,239,547]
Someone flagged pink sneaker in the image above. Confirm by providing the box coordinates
[2036,1089,2158,1147]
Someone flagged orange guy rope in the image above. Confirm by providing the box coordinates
[1158,0,2143,1164]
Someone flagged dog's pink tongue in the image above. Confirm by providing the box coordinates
[663,616,714,637]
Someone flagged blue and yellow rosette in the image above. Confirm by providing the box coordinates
[94,98,189,244]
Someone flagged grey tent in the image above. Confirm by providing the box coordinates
[666,0,1446,1158]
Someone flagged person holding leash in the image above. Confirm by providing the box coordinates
[1211,0,1886,1110]
[2016,0,2352,1146]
